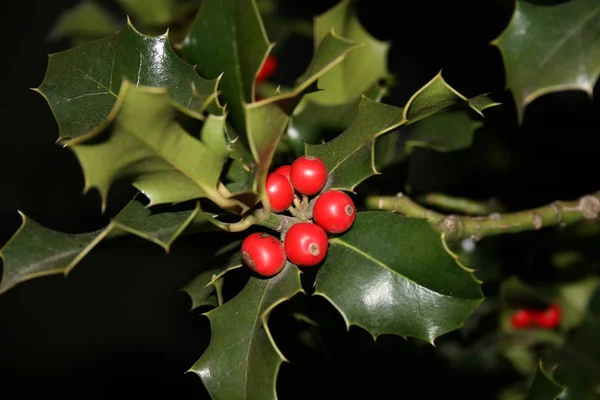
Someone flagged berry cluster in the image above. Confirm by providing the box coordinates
[241,156,357,277]
[510,303,561,329]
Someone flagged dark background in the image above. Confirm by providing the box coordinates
[0,0,598,398]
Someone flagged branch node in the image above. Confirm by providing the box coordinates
[532,212,543,230]
[489,213,501,221]
[579,195,600,220]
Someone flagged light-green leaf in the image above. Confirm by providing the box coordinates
[47,0,119,44]
[310,0,392,105]
[491,0,600,123]
[526,361,567,400]
[67,82,240,211]
[189,263,304,400]
[0,196,212,294]
[117,0,200,27]
[36,20,218,141]
[314,212,484,343]
[181,0,271,132]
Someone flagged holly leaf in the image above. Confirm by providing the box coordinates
[117,0,200,27]
[66,82,241,211]
[181,0,271,133]
[189,263,304,400]
[181,268,224,310]
[0,196,214,294]
[307,72,496,192]
[228,32,360,211]
[375,94,501,170]
[256,0,312,45]
[526,361,567,400]
[47,0,119,44]
[36,19,218,141]
[314,212,484,343]
[310,0,392,105]
[491,0,600,123]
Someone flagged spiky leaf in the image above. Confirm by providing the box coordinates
[314,212,484,343]
[181,0,271,132]
[36,20,218,140]
[67,82,239,211]
[491,0,600,123]
[189,264,303,400]
[526,361,567,400]
[310,0,391,105]
[47,0,119,44]
[181,268,224,310]
[0,197,213,294]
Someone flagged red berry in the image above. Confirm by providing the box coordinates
[312,190,356,234]
[256,55,277,83]
[273,165,292,180]
[534,304,561,329]
[266,172,294,213]
[290,156,328,196]
[284,222,329,267]
[241,232,286,277]
[511,309,534,329]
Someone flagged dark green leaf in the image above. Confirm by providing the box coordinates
[189,263,304,400]
[491,0,600,123]
[181,0,271,132]
[256,0,313,45]
[36,20,218,140]
[0,196,207,294]
[526,361,567,400]
[67,82,242,211]
[181,268,224,310]
[47,0,119,44]
[314,212,484,343]
[307,73,497,192]
[311,0,392,105]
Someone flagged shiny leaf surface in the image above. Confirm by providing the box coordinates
[314,212,484,342]
[491,0,600,122]
[36,20,218,140]
[189,263,303,400]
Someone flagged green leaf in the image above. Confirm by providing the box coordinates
[310,0,392,105]
[0,196,210,294]
[307,72,497,192]
[67,82,240,211]
[491,0,600,123]
[181,0,271,132]
[314,212,484,343]
[231,32,360,211]
[117,0,200,27]
[256,0,313,45]
[181,268,224,310]
[36,20,218,141]
[47,0,119,44]
[526,361,567,400]
[286,82,389,157]
[189,263,304,400]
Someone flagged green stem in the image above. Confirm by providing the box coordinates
[365,192,600,241]
[417,192,504,215]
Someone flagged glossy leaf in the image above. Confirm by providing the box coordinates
[189,263,304,400]
[232,32,360,211]
[307,73,497,192]
[181,0,271,132]
[36,20,219,141]
[491,0,600,123]
[314,212,484,343]
[526,361,567,400]
[0,196,208,294]
[310,0,392,105]
[376,95,501,170]
[67,82,239,211]
[47,0,119,44]
[117,0,200,27]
